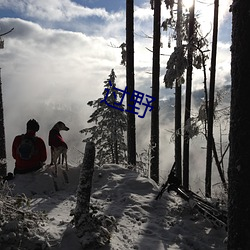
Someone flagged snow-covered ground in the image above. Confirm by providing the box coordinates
[1,164,227,250]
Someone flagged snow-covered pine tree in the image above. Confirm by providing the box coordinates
[80,69,127,166]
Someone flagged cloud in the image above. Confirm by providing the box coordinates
[0,0,109,21]
[0,0,232,187]
[134,4,153,21]
[0,17,126,170]
[194,0,232,39]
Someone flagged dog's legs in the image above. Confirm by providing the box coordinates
[64,153,68,171]
[52,147,68,176]
[61,153,65,165]
[57,154,61,164]
[54,163,58,177]
[50,147,54,165]
[52,148,60,177]
[61,152,68,171]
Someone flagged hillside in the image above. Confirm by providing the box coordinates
[0,164,227,250]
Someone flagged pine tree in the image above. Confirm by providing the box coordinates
[126,0,136,166]
[150,0,161,184]
[228,0,250,248]
[80,69,127,166]
[0,28,14,177]
[0,69,7,177]
[183,0,195,190]
[205,0,219,198]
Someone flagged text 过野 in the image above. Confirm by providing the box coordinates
[100,80,156,118]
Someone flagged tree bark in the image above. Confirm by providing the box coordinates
[74,142,95,227]
[205,0,219,198]
[183,0,195,190]
[74,142,116,248]
[0,69,7,177]
[126,0,136,166]
[211,137,227,191]
[175,0,183,183]
[228,0,250,249]
[150,0,161,184]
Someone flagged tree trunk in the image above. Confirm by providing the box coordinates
[74,142,95,227]
[228,0,250,248]
[0,70,7,177]
[211,137,227,191]
[126,0,136,166]
[74,142,116,248]
[205,0,219,198]
[183,0,195,190]
[114,140,118,164]
[175,0,183,183]
[150,0,161,184]
[114,118,119,164]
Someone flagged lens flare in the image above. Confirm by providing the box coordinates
[183,0,194,9]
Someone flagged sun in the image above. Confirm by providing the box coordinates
[183,0,194,9]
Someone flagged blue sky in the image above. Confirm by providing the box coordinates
[0,0,232,175]
[74,0,126,12]
[0,0,151,35]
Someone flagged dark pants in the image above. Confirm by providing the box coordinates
[14,165,43,175]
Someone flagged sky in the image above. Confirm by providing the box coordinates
[0,0,232,190]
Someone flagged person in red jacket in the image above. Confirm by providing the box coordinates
[12,119,47,174]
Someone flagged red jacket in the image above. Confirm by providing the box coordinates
[48,128,68,149]
[12,131,47,171]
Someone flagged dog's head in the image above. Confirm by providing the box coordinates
[53,121,69,131]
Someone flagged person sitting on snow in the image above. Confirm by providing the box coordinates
[12,119,47,174]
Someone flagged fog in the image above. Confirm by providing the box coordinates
[0,0,231,194]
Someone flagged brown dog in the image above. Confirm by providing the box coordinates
[48,121,69,176]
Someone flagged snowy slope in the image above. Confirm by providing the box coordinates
[1,164,227,250]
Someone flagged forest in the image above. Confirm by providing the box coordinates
[0,0,250,249]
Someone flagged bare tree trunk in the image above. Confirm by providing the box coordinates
[0,30,14,177]
[114,140,118,164]
[126,0,136,166]
[74,142,95,227]
[228,0,250,248]
[0,69,7,177]
[175,0,183,183]
[113,117,119,164]
[211,137,227,191]
[74,142,116,248]
[150,0,161,184]
[205,0,219,197]
[183,0,195,190]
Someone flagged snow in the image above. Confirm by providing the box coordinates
[2,164,227,250]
